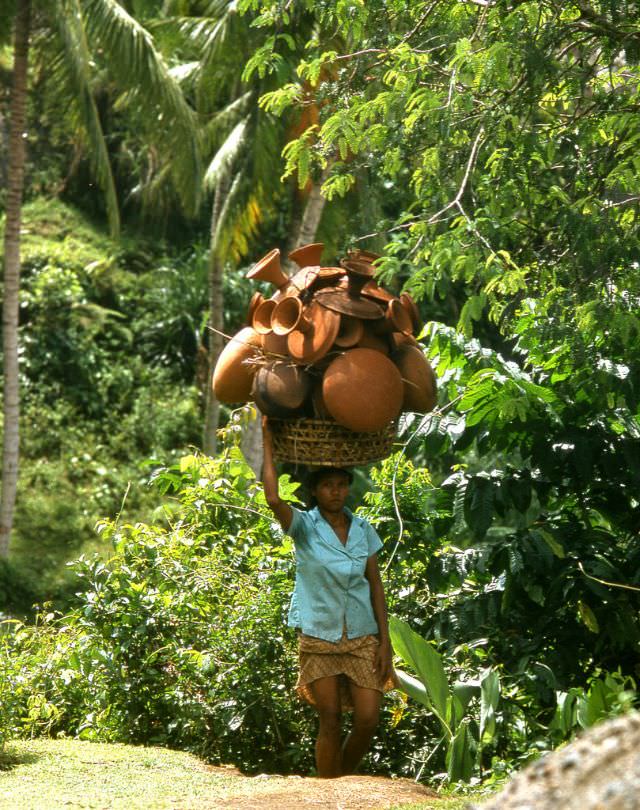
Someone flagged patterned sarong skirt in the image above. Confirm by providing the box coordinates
[296,630,397,712]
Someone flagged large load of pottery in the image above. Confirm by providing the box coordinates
[213,243,437,466]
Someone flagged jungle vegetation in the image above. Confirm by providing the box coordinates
[1,0,639,787]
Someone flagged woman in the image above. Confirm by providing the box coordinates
[262,417,395,778]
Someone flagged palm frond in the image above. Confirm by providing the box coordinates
[201,91,253,156]
[168,60,199,83]
[80,0,202,215]
[211,168,242,260]
[53,1,121,236]
[203,116,248,192]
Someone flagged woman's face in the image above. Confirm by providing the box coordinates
[312,472,351,513]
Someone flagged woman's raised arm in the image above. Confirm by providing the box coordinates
[261,417,294,531]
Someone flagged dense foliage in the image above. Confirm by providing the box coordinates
[245,0,640,726]
[2,0,640,787]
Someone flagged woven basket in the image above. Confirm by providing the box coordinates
[269,417,397,467]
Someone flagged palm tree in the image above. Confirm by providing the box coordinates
[1,0,31,559]
[0,0,202,556]
[141,1,332,456]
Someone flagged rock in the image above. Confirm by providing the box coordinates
[469,712,640,810]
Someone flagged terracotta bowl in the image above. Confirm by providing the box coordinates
[391,344,437,413]
[322,348,403,432]
[212,327,262,404]
[252,361,312,418]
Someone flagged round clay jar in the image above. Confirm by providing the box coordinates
[212,327,262,403]
[391,343,437,413]
[322,347,403,432]
[252,361,311,417]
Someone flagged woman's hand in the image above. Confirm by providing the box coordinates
[374,638,394,686]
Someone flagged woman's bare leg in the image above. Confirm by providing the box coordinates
[309,676,343,777]
[341,682,381,775]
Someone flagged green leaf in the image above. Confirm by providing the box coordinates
[536,529,565,559]
[463,477,495,539]
[389,615,450,734]
[394,669,431,709]
[446,719,475,782]
[479,668,499,743]
[577,680,607,728]
[577,600,600,633]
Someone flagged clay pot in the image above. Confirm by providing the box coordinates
[389,332,419,351]
[357,327,390,355]
[311,381,332,418]
[347,248,381,265]
[288,302,340,364]
[399,292,422,333]
[261,331,289,358]
[334,315,364,348]
[361,281,394,304]
[252,299,277,335]
[246,291,264,326]
[252,361,312,418]
[342,259,374,298]
[373,299,414,336]
[322,348,403,432]
[288,242,324,268]
[212,327,262,404]
[272,296,304,336]
[391,344,437,413]
[315,288,384,319]
[246,248,289,290]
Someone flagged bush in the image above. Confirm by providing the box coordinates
[0,450,316,772]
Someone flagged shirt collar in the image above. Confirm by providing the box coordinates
[310,505,354,523]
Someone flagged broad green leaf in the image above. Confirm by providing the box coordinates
[536,529,565,559]
[577,600,600,633]
[394,669,431,709]
[389,616,450,733]
[479,668,499,743]
[577,680,607,728]
[446,719,475,782]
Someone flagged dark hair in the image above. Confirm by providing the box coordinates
[305,466,353,508]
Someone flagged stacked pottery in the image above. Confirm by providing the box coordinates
[212,243,437,462]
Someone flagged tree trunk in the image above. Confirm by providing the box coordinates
[203,179,227,455]
[295,171,330,248]
[1,0,31,559]
[240,409,262,477]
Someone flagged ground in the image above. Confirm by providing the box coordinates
[0,739,472,810]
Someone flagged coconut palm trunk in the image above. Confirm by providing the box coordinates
[1,0,31,558]
[203,178,228,455]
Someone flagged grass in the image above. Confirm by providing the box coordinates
[0,739,485,809]
[0,739,240,809]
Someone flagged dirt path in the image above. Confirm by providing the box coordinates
[202,766,440,809]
